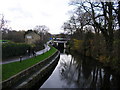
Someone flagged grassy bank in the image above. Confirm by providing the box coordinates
[2,46,57,81]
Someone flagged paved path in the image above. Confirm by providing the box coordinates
[1,44,50,64]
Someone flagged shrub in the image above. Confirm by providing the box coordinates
[34,40,44,51]
[71,39,83,52]
[2,42,31,59]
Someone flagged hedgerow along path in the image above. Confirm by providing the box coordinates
[2,46,57,81]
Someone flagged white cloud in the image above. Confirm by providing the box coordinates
[0,0,73,34]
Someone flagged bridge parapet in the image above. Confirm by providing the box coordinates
[53,38,70,41]
[52,38,69,48]
[53,41,67,43]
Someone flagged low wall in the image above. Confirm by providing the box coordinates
[2,50,60,89]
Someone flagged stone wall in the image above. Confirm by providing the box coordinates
[17,51,60,89]
[25,31,40,44]
[2,50,60,89]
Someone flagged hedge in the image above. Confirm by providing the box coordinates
[2,42,31,59]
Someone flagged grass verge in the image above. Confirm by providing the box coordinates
[2,46,57,81]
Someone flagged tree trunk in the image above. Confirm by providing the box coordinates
[118,1,120,30]
[105,37,113,58]
[107,2,114,59]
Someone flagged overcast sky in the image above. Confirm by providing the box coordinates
[0,0,74,34]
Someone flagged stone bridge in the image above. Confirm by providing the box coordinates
[52,38,70,48]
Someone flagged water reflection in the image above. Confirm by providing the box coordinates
[40,49,120,89]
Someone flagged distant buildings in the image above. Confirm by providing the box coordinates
[24,30,40,44]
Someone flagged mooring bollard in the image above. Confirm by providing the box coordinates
[20,56,22,62]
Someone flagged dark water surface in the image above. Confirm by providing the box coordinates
[39,49,120,89]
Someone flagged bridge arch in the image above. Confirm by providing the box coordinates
[52,38,69,49]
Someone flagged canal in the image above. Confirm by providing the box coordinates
[39,49,120,89]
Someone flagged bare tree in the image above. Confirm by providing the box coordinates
[62,6,93,39]
[0,14,8,30]
[118,1,120,30]
[70,1,119,59]
[34,25,49,34]
[62,19,75,36]
[34,25,49,40]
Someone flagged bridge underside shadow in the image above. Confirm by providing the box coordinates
[58,43,64,49]
[52,43,66,53]
[50,38,69,52]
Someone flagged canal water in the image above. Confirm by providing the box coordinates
[39,49,120,89]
